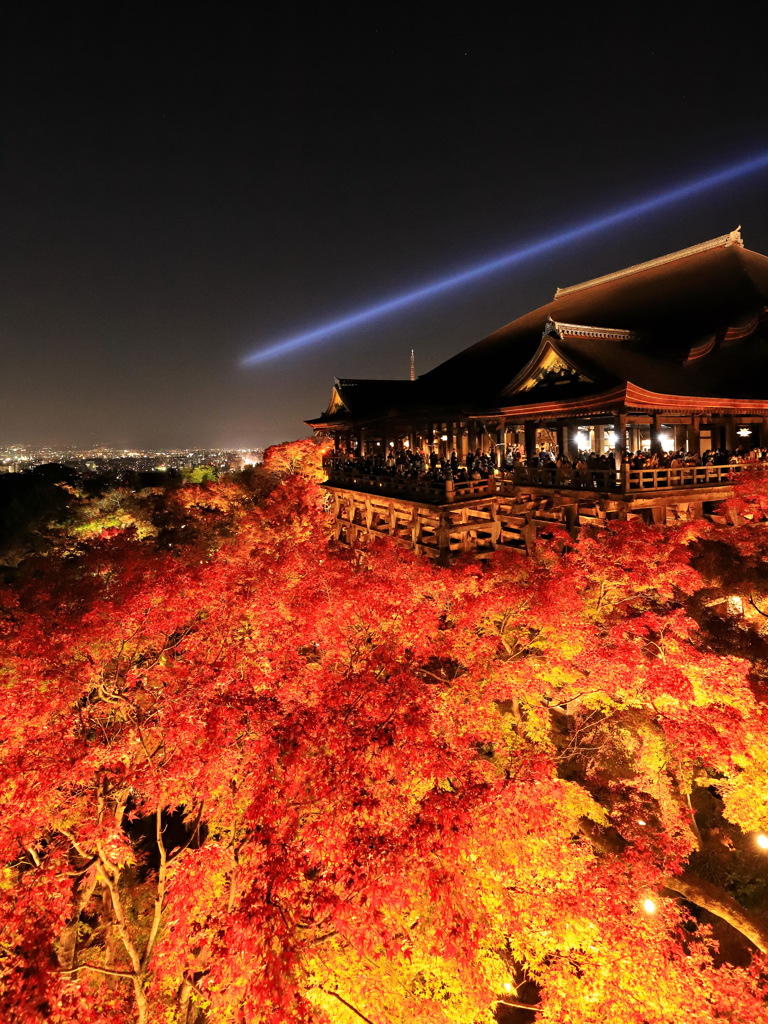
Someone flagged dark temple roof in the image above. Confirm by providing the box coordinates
[307,378,421,427]
[422,230,768,404]
[308,230,768,427]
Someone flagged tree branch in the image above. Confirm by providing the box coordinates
[57,870,99,971]
[60,962,136,979]
[495,998,542,1011]
[663,871,768,954]
[579,818,768,954]
[321,989,377,1024]
[168,799,205,862]
[142,803,168,968]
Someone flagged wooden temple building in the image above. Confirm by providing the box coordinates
[307,230,768,562]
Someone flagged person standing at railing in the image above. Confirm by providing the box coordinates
[555,455,573,486]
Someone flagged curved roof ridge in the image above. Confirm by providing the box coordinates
[553,228,743,299]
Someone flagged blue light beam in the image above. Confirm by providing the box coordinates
[241,150,768,366]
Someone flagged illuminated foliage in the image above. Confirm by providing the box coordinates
[1,443,768,1023]
[262,437,332,482]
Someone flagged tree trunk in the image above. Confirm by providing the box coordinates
[57,871,99,970]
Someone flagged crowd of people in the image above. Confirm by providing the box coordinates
[325,443,768,489]
[527,445,768,472]
[326,446,497,484]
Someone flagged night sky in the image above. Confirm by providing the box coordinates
[2,5,767,450]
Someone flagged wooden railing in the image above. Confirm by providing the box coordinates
[324,470,449,504]
[625,464,745,491]
[323,462,748,503]
[500,463,747,493]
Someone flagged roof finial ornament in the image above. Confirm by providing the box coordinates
[410,349,416,381]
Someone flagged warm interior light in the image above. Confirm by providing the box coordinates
[576,431,589,448]
[440,434,448,441]
[389,441,394,447]
[605,431,617,446]
[757,833,768,849]
[738,427,753,437]
[643,898,657,914]
[658,433,674,452]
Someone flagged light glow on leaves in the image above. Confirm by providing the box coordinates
[1,443,768,1022]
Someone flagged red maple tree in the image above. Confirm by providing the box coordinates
[1,439,767,1023]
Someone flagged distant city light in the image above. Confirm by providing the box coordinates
[0,446,264,476]
[241,149,768,365]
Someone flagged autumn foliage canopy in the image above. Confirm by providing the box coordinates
[2,440,768,1023]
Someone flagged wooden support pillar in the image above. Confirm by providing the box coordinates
[359,427,367,456]
[437,510,452,567]
[524,421,537,465]
[459,422,468,461]
[564,421,579,461]
[724,417,737,452]
[410,507,420,548]
[468,421,478,457]
[614,412,627,469]
[688,415,700,456]
[594,425,605,454]
[561,421,573,458]
[476,422,486,456]
[485,421,495,463]
[651,413,663,456]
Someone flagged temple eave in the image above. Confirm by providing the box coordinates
[481,385,768,421]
